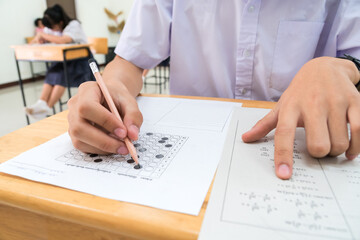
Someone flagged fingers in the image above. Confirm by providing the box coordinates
[242,107,278,142]
[117,95,143,141]
[327,104,349,157]
[68,82,131,155]
[274,109,299,180]
[71,138,112,155]
[346,104,360,160]
[69,117,128,154]
[303,106,331,158]
[77,82,128,139]
[78,101,128,139]
[76,81,143,141]
[68,99,129,155]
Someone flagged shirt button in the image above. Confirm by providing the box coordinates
[243,49,251,57]
[242,88,248,94]
[248,5,255,13]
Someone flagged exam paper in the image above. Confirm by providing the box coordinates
[0,97,241,215]
[199,108,360,240]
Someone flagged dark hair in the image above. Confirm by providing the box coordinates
[34,18,42,27]
[42,4,72,30]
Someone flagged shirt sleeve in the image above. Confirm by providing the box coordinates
[63,20,88,44]
[43,27,52,35]
[115,0,173,69]
[43,27,62,36]
[334,1,360,58]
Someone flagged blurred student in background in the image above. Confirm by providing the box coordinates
[34,18,44,34]
[26,4,92,119]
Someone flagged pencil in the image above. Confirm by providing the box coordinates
[88,59,140,167]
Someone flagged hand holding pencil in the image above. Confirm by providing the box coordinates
[67,56,144,162]
[88,58,141,168]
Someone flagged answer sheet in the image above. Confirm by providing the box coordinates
[0,97,241,215]
[199,108,360,240]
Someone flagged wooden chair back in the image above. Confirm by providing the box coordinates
[25,37,34,43]
[87,37,108,55]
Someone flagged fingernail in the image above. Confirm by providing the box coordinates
[117,146,128,155]
[347,154,358,160]
[114,128,126,139]
[278,164,290,178]
[129,125,139,135]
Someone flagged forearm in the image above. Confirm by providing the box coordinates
[40,33,72,44]
[102,55,143,97]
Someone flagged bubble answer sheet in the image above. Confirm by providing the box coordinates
[199,108,360,240]
[0,97,241,215]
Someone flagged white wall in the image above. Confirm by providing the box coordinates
[0,0,134,85]
[76,0,134,64]
[76,0,134,47]
[0,0,47,85]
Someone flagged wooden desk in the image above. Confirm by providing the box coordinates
[11,44,92,125]
[0,94,275,240]
[12,44,91,62]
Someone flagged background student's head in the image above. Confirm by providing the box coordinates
[34,18,44,28]
[42,4,72,31]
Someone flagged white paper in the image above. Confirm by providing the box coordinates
[0,97,242,215]
[199,108,360,240]
[137,97,235,132]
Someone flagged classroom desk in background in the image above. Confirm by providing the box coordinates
[11,44,92,125]
[0,94,275,240]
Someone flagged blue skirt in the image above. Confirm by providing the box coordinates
[45,58,94,87]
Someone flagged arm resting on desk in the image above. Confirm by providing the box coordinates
[31,32,72,44]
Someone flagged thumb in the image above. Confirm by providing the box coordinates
[242,108,278,142]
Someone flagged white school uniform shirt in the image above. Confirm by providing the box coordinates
[63,20,87,44]
[44,20,87,44]
[43,27,62,37]
[115,0,360,101]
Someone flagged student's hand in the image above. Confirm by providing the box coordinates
[67,81,143,155]
[30,33,42,44]
[242,57,360,180]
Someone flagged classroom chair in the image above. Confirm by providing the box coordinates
[88,37,108,56]
[87,37,109,73]
[23,37,109,114]
[57,37,109,112]
[144,57,170,94]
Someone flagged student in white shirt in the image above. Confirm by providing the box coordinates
[26,4,92,120]
[67,1,360,180]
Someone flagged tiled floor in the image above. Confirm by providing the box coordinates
[0,72,169,137]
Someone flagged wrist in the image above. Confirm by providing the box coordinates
[105,77,129,93]
[343,59,359,85]
[104,75,138,100]
[337,55,360,87]
[103,56,143,97]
